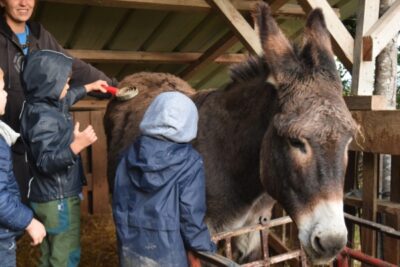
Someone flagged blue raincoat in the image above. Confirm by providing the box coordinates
[112,92,215,267]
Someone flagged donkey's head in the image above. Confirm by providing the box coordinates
[256,3,358,264]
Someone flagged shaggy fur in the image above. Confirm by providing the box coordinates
[104,3,358,264]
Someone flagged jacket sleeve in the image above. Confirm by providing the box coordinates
[65,86,87,107]
[179,158,216,252]
[39,25,118,98]
[27,115,77,174]
[0,142,33,231]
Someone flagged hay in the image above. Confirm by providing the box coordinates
[17,213,118,267]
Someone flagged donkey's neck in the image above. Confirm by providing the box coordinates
[194,76,278,229]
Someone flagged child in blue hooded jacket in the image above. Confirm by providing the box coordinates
[113,92,216,267]
[0,67,46,267]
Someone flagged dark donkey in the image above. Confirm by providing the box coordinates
[104,3,358,265]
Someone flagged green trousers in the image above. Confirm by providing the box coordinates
[31,196,81,267]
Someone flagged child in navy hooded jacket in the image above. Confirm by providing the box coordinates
[19,50,108,267]
[113,92,216,267]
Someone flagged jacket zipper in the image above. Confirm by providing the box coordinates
[57,174,64,199]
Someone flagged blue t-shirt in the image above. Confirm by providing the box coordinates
[16,25,29,55]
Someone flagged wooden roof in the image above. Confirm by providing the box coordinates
[34,0,358,89]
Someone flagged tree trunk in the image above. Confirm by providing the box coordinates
[373,0,398,261]
[374,0,398,200]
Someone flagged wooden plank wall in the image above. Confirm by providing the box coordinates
[71,100,110,214]
[343,101,400,266]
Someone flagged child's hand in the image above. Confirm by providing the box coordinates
[70,122,98,154]
[84,80,108,93]
[25,218,46,246]
[187,251,201,267]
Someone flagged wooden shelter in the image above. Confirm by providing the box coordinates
[34,0,400,265]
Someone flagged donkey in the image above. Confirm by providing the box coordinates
[104,3,358,265]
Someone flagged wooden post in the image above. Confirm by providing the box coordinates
[383,155,400,264]
[72,111,91,214]
[90,110,111,213]
[344,151,357,258]
[351,0,379,95]
[360,152,378,264]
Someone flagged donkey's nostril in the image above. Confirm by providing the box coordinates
[311,231,347,257]
[313,235,325,253]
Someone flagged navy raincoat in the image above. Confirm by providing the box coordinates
[113,92,215,267]
[20,50,86,202]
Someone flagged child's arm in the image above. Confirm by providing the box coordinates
[70,122,98,155]
[27,115,80,174]
[0,149,34,231]
[179,159,216,252]
[65,80,108,107]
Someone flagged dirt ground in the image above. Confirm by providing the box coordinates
[17,213,118,267]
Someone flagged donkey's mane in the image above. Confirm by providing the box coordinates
[229,56,268,85]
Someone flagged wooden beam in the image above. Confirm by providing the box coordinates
[384,155,400,264]
[205,0,262,55]
[71,99,109,111]
[363,0,400,61]
[41,0,308,15]
[344,95,388,111]
[267,0,290,13]
[180,32,238,79]
[345,196,400,216]
[350,111,400,155]
[297,0,354,70]
[351,0,379,95]
[361,153,378,259]
[67,49,246,64]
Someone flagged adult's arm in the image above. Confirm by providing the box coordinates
[39,26,118,97]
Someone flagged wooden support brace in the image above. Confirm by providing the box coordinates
[205,0,262,55]
[363,0,400,61]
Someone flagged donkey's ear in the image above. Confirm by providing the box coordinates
[253,2,300,85]
[301,9,336,72]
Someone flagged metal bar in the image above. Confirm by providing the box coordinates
[342,247,397,267]
[225,237,233,259]
[192,251,240,267]
[213,216,293,241]
[336,250,349,267]
[259,229,269,261]
[344,213,400,239]
[241,250,302,267]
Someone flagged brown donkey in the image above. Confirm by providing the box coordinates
[104,3,358,264]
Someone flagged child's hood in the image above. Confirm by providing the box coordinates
[0,120,19,146]
[22,50,72,105]
[139,91,198,143]
[124,135,192,192]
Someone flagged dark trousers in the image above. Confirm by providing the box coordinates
[11,151,30,204]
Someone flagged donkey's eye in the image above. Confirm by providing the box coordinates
[288,138,306,153]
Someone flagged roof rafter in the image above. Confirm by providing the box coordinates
[67,49,246,64]
[205,0,262,55]
[41,0,309,16]
[179,32,238,80]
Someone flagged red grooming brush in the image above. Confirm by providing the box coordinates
[101,85,118,96]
